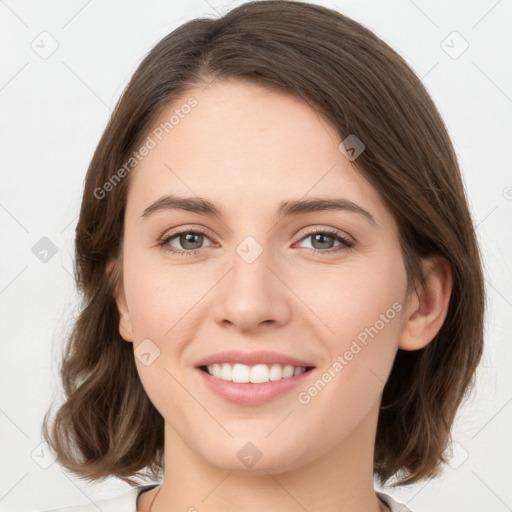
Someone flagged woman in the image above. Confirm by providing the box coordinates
[41,1,485,511]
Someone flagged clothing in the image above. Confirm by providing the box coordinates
[40,484,414,511]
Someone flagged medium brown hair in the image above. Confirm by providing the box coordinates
[42,0,485,487]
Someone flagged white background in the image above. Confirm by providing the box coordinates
[0,0,511,511]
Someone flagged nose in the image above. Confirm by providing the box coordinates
[212,242,292,334]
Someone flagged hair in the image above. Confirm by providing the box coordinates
[42,0,485,488]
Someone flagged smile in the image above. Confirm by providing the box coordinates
[200,363,312,383]
[196,364,316,406]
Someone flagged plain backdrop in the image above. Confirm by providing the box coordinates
[1,0,511,511]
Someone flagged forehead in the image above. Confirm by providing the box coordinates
[125,80,391,225]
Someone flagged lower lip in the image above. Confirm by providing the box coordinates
[196,367,315,406]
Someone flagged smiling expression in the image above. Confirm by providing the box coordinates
[113,79,412,473]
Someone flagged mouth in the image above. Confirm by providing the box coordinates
[197,363,315,384]
[195,362,316,406]
[193,350,317,405]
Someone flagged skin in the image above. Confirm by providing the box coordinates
[111,79,452,512]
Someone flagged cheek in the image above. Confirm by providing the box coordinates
[300,250,407,350]
[123,258,198,416]
[296,248,407,407]
[293,266,406,448]
[122,246,203,340]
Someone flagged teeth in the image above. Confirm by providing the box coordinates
[206,363,307,383]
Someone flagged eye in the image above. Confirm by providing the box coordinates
[158,228,214,257]
[294,228,354,255]
[158,227,354,257]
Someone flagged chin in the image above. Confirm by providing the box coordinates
[196,437,311,475]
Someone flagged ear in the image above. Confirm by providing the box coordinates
[107,257,134,343]
[398,255,453,351]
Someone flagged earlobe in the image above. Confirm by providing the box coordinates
[107,257,134,343]
[398,255,453,351]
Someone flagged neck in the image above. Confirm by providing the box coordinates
[146,405,387,512]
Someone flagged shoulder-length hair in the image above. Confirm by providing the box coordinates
[42,0,485,487]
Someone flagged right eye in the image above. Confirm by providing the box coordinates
[158,228,215,256]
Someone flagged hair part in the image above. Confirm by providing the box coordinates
[42,0,485,487]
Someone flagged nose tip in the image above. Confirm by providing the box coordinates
[212,257,292,333]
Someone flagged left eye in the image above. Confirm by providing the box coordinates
[294,231,353,253]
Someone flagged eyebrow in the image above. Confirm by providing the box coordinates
[140,194,376,226]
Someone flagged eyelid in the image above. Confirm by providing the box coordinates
[158,225,352,244]
[160,221,352,235]
[296,225,354,244]
[158,224,214,243]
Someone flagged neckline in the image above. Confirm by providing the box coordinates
[136,484,160,510]
[377,492,392,511]
[137,484,159,494]
[135,486,397,511]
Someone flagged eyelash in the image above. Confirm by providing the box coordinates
[157,227,354,257]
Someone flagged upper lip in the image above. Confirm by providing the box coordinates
[194,350,315,368]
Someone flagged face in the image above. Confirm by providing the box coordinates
[114,79,412,474]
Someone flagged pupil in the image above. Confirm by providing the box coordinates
[313,233,333,249]
[182,233,202,250]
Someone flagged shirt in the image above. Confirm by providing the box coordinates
[39,484,414,511]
